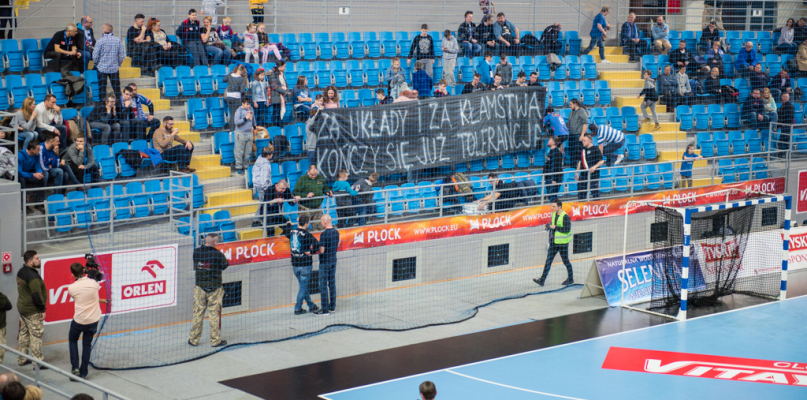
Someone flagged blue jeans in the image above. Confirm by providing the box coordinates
[68,320,98,377]
[461,41,482,58]
[205,45,232,66]
[43,167,64,188]
[602,139,625,167]
[355,203,371,226]
[583,36,605,59]
[319,262,336,310]
[293,265,315,311]
[545,174,561,202]
[18,131,36,152]
[186,40,209,66]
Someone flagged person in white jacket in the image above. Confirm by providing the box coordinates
[200,0,226,25]
[441,30,459,86]
[34,95,67,147]
[252,145,275,226]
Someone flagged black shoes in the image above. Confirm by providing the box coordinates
[533,278,545,286]
[309,304,320,313]
[294,309,307,315]
[562,277,575,286]
[314,309,330,316]
[212,340,228,348]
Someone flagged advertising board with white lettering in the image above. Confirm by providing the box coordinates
[783,226,807,271]
[41,244,178,324]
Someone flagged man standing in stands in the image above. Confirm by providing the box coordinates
[408,24,435,79]
[34,94,66,147]
[284,214,320,315]
[458,11,481,58]
[44,23,88,73]
[152,116,195,173]
[126,14,149,68]
[576,134,604,200]
[354,172,378,226]
[542,107,569,142]
[588,122,625,166]
[621,13,642,62]
[540,23,562,55]
[493,12,519,56]
[293,165,329,231]
[567,99,589,167]
[93,23,125,103]
[126,84,161,140]
[316,214,340,315]
[251,145,275,226]
[533,200,574,286]
[261,179,299,236]
[545,137,564,202]
[67,262,106,379]
[0,288,11,365]
[178,9,209,66]
[461,73,487,94]
[778,92,795,153]
[583,6,610,63]
[17,250,47,366]
[78,16,95,55]
[189,233,229,347]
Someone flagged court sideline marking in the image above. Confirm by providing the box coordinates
[444,370,585,400]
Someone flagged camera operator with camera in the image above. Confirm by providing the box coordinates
[67,255,107,379]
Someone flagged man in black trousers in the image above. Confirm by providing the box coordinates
[316,214,340,315]
[544,136,564,202]
[534,200,574,286]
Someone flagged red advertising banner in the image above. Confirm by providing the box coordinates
[218,177,786,266]
[41,255,111,325]
[797,170,807,213]
[601,347,807,386]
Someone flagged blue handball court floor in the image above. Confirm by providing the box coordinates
[321,295,807,400]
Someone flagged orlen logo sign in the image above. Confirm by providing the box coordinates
[122,260,168,300]
[354,228,402,244]
[571,204,610,217]
[798,171,807,213]
[469,215,512,231]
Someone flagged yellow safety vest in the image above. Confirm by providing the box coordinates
[552,210,572,244]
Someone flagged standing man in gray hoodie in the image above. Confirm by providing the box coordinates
[234,98,256,175]
[252,145,275,227]
[567,99,590,168]
[441,30,459,86]
[494,56,513,85]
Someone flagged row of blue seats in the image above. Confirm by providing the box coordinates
[642,53,789,80]
[696,131,768,157]
[0,38,50,73]
[547,81,612,108]
[0,72,80,109]
[675,102,807,131]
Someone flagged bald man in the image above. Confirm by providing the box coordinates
[316,215,340,315]
[0,372,19,385]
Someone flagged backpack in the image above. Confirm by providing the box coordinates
[521,33,540,48]
[272,134,289,157]
[449,172,475,203]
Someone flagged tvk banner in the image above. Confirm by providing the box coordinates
[41,244,178,324]
[218,178,785,266]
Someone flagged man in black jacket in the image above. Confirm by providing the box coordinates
[540,23,562,55]
[742,89,769,130]
[354,172,378,226]
[78,15,96,54]
[458,11,481,58]
[189,233,229,347]
[669,40,692,73]
[778,92,795,152]
[621,13,643,62]
[795,18,807,45]
[177,9,208,66]
[700,21,719,53]
[44,23,88,73]
[477,15,497,56]
[544,137,564,202]
[126,14,148,68]
[285,214,320,315]
[462,73,487,94]
[408,24,435,78]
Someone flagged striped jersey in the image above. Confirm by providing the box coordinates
[596,125,625,145]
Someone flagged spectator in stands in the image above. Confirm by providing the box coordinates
[332,169,358,228]
[239,23,260,63]
[0,290,9,363]
[384,57,409,100]
[189,233,230,347]
[675,65,693,106]
[11,98,38,152]
[489,73,505,91]
[126,14,149,69]
[126,84,161,140]
[700,21,720,53]
[583,7,610,63]
[419,381,437,400]
[233,98,256,174]
[394,89,419,103]
[0,372,19,387]
[652,16,671,55]
[17,250,47,366]
[311,94,325,111]
[543,107,569,140]
[217,17,234,48]
[478,14,496,55]
[778,92,795,152]
[34,95,67,147]
[304,106,321,167]
[475,173,501,210]
[40,133,80,188]
[494,55,512,85]
[412,63,433,98]
[65,136,97,184]
[17,141,45,208]
[354,172,378,226]
[705,67,731,104]
[45,23,88,74]
[528,71,541,86]
[146,18,184,69]
[285,214,320,315]
[442,30,459,86]
[409,24,435,78]
[293,76,314,115]
[567,99,588,167]
[78,16,95,54]
[317,214,340,315]
[257,23,283,62]
[433,79,450,98]
[25,385,43,400]
[88,94,123,144]
[251,145,274,226]
[621,13,642,63]
[761,88,778,124]
[250,0,267,23]
[679,144,701,188]
[772,70,792,102]
[658,64,677,107]
[540,23,562,55]
[224,64,249,127]
[118,88,141,141]
[376,88,393,104]
[93,23,125,103]
[462,73,486,94]
[201,0,226,25]
[795,18,807,46]
[493,12,519,56]
[178,9,209,66]
[251,68,269,125]
[152,116,195,173]
[478,51,494,85]
[750,63,772,95]
[777,18,798,55]
[201,16,233,66]
[743,88,769,130]
[589,122,625,166]
[515,71,528,86]
[735,41,759,79]
[576,134,604,199]
[323,86,340,108]
[293,165,329,230]
[1,382,24,400]
[260,179,299,236]
[0,0,16,40]
[267,61,290,125]
[67,262,105,379]
[458,11,481,57]
[545,136,563,202]
[706,41,725,75]
[639,70,661,130]
[797,39,807,77]
[670,40,692,72]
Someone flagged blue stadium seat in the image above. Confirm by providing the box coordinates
[676,105,693,130]
[111,185,132,221]
[159,67,180,97]
[595,81,610,105]
[639,134,657,159]
[145,180,169,215]
[625,135,641,161]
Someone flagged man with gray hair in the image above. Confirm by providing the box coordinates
[44,23,89,73]
[93,23,125,102]
[735,41,759,79]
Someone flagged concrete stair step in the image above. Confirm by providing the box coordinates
[197,174,250,194]
[595,62,641,72]
[640,122,680,133]
[140,88,160,100]
[152,98,171,112]
[239,228,264,241]
[194,165,232,181]
[630,130,687,142]
[189,154,222,169]
[176,131,200,144]
[658,150,708,168]
[202,202,259,217]
[206,189,253,207]
[600,71,641,80]
[605,79,645,88]
[591,54,630,63]
[122,57,131,68]
[119,67,141,79]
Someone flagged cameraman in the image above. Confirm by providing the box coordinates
[67,262,106,379]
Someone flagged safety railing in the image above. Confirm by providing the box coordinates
[0,343,131,400]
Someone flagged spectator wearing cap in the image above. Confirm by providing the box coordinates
[408,24,435,78]
[251,144,275,226]
[458,11,481,57]
[92,23,125,103]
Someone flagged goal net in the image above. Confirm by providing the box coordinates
[623,190,790,320]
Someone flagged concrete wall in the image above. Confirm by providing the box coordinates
[0,181,22,347]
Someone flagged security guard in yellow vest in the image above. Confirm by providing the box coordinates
[534,200,575,286]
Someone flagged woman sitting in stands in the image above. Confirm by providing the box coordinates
[292,76,313,116]
[323,86,340,108]
[10,97,38,151]
[706,41,724,77]
[704,67,730,104]
[761,87,778,123]
[775,18,798,55]
[145,18,186,68]
[201,16,233,66]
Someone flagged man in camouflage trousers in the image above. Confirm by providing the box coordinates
[189,233,229,347]
[16,250,47,365]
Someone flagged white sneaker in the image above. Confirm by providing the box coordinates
[614,154,624,165]
[601,59,611,63]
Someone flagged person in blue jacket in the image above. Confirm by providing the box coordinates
[477,51,494,85]
[735,41,759,79]
[18,140,44,208]
[542,107,570,143]
[582,6,611,63]
[332,169,359,228]
[412,62,433,99]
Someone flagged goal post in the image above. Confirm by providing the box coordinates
[620,189,791,321]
